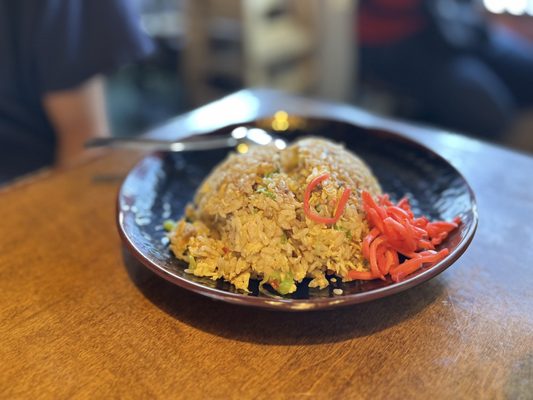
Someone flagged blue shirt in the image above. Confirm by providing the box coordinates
[0,0,154,182]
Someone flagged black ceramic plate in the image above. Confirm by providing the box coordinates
[117,118,478,311]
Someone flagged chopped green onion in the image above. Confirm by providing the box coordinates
[333,224,352,239]
[267,272,295,295]
[163,219,176,232]
[256,187,276,200]
[277,273,296,295]
[264,169,280,179]
[277,279,294,295]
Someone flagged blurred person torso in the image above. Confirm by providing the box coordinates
[0,0,153,182]
[359,0,487,49]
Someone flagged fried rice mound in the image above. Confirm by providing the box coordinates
[169,137,381,293]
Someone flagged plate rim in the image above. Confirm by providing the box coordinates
[116,118,479,311]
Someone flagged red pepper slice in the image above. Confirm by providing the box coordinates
[362,227,380,259]
[387,206,411,222]
[378,194,394,207]
[367,208,385,232]
[390,248,449,282]
[369,236,386,280]
[346,270,376,280]
[356,191,459,283]
[382,249,396,275]
[362,191,387,220]
[377,244,389,275]
[303,173,351,225]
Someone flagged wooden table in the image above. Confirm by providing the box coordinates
[1,90,532,399]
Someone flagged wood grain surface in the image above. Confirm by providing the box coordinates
[0,91,532,399]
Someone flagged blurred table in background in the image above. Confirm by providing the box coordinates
[1,89,532,399]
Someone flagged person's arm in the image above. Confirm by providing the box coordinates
[42,76,109,168]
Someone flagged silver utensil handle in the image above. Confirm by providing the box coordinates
[85,135,239,152]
